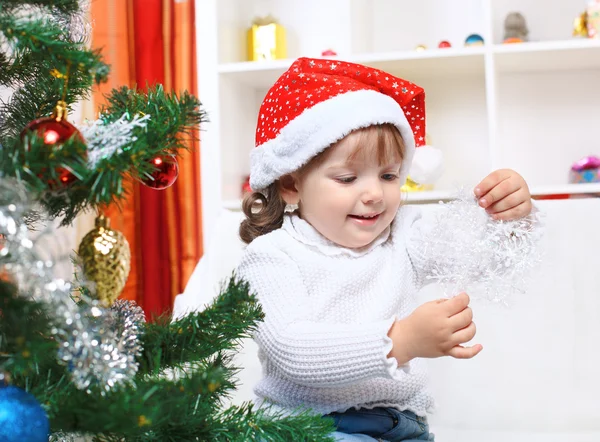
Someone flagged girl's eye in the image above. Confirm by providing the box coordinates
[381,174,399,181]
[336,176,356,184]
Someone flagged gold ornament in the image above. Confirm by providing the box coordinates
[78,215,131,306]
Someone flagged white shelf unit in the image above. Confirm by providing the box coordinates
[195,0,600,243]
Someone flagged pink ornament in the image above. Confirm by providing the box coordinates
[438,41,452,48]
[571,155,600,171]
[321,49,337,57]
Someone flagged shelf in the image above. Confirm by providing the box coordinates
[493,39,600,73]
[218,47,486,89]
[399,183,600,203]
[218,39,600,88]
[405,184,600,202]
[529,183,600,198]
[222,184,600,211]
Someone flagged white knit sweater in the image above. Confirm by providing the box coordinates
[236,206,438,416]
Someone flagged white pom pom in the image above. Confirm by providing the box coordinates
[409,146,444,184]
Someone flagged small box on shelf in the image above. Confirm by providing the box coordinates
[247,16,287,62]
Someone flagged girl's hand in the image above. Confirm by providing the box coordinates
[474,169,532,221]
[388,293,483,364]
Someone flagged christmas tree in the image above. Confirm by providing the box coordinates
[0,1,333,440]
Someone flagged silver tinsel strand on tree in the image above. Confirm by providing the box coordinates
[110,299,146,360]
[0,178,143,393]
[81,113,151,168]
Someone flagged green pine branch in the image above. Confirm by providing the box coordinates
[212,404,336,442]
[0,85,206,225]
[0,280,59,377]
[3,277,333,441]
[0,9,109,141]
[0,0,80,14]
[91,85,206,199]
[42,364,335,441]
[139,278,262,374]
[41,356,230,436]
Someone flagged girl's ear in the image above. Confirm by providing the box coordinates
[278,174,300,205]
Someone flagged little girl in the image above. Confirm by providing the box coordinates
[236,57,534,441]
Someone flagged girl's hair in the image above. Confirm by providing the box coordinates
[239,123,405,244]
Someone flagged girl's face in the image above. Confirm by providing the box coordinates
[284,127,404,249]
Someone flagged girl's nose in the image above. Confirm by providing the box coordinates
[361,180,384,204]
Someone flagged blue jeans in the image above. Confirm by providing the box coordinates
[325,407,435,441]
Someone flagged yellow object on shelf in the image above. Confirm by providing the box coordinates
[573,11,589,37]
[401,176,434,193]
[247,15,287,61]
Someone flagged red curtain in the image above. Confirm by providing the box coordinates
[91,0,202,319]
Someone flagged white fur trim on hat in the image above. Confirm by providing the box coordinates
[250,89,415,190]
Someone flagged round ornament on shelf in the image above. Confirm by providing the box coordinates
[78,215,131,307]
[321,49,337,56]
[464,34,484,46]
[438,40,452,48]
[0,386,49,442]
[415,44,427,51]
[141,155,179,190]
[20,101,87,187]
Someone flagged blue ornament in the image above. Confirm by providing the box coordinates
[464,33,485,46]
[0,386,49,442]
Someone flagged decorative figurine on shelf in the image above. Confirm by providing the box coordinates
[573,11,589,37]
[242,175,252,195]
[569,155,600,183]
[247,15,287,61]
[588,0,600,38]
[464,34,484,46]
[438,40,452,48]
[401,135,444,192]
[415,44,427,51]
[504,12,529,43]
[321,49,337,57]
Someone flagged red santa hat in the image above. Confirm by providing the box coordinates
[250,57,426,190]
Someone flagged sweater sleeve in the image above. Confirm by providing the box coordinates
[236,240,407,388]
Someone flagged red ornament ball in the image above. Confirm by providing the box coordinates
[142,155,179,190]
[21,116,86,187]
[321,49,338,57]
[242,176,252,195]
[438,40,452,48]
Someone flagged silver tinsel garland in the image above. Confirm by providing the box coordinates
[0,178,144,393]
[110,299,146,360]
[419,190,543,303]
[81,113,151,169]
